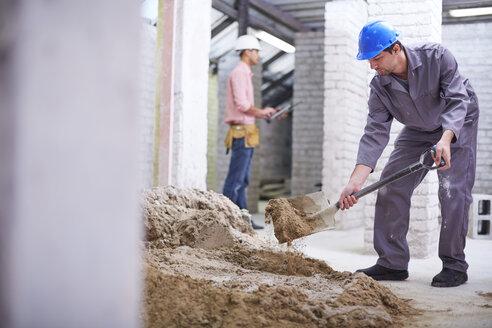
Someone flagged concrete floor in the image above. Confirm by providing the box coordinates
[251,207,492,327]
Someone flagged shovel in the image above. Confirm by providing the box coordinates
[268,146,445,242]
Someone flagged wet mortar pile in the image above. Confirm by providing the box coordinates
[141,186,418,327]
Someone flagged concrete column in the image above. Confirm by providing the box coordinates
[364,0,443,257]
[157,0,177,187]
[323,0,368,229]
[171,0,211,189]
[0,1,141,327]
[138,22,158,189]
[207,71,219,190]
[292,31,325,197]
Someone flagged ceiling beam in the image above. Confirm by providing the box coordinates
[212,0,298,43]
[262,51,286,70]
[211,17,235,38]
[238,0,249,36]
[249,0,310,32]
[262,69,294,94]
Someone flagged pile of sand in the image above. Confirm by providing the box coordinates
[141,186,418,327]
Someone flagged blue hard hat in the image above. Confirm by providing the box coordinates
[356,20,400,60]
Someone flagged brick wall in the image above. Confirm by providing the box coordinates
[364,0,442,258]
[323,0,368,229]
[137,22,157,189]
[258,112,293,182]
[361,0,443,257]
[291,31,325,197]
[442,22,492,195]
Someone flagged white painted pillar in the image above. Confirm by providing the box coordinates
[0,1,141,327]
[157,0,177,187]
[171,0,212,189]
[323,0,368,229]
[364,0,443,257]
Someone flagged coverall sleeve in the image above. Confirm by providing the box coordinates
[356,89,393,170]
[439,47,469,142]
[229,70,253,112]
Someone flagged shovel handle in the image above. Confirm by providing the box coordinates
[336,146,445,208]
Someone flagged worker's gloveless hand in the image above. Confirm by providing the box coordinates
[338,184,360,210]
[261,107,277,119]
[432,130,454,170]
[275,112,288,122]
[338,164,371,210]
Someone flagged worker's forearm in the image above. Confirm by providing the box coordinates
[245,105,262,117]
[439,129,455,144]
[349,164,372,189]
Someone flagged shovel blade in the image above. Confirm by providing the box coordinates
[287,191,330,215]
[287,191,337,232]
[309,204,338,233]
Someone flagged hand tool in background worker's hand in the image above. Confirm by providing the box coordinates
[269,146,446,242]
[266,102,301,123]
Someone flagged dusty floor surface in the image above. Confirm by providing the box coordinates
[253,211,492,328]
[141,186,418,327]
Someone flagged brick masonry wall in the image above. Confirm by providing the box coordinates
[323,0,368,229]
[363,0,443,257]
[258,112,293,182]
[292,31,325,197]
[137,22,157,189]
[442,22,492,195]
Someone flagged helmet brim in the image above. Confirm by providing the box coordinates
[356,49,383,60]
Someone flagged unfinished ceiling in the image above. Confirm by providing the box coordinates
[210,0,492,108]
[210,0,328,107]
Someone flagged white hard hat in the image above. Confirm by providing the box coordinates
[235,35,262,51]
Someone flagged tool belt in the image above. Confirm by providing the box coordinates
[224,124,259,151]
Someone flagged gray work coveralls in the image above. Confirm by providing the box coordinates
[357,43,479,273]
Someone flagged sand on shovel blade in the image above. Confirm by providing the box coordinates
[265,197,322,244]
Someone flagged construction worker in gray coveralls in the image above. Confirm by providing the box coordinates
[338,21,479,287]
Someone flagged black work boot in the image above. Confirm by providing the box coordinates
[431,268,468,287]
[356,264,409,281]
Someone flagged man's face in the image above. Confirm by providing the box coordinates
[247,49,260,66]
[367,49,397,75]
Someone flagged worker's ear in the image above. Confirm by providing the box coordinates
[393,43,401,55]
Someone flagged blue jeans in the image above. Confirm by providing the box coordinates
[222,137,254,209]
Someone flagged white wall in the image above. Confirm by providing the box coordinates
[138,22,158,189]
[443,22,492,195]
[0,1,142,327]
[321,0,443,257]
[363,0,443,257]
[323,0,368,229]
[171,0,212,189]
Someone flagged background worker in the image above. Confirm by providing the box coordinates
[338,21,479,287]
[222,35,278,229]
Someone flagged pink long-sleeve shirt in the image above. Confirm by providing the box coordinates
[224,61,255,125]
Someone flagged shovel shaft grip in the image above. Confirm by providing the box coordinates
[335,161,424,208]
